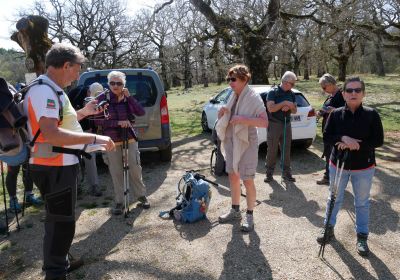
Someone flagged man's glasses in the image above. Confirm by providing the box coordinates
[109,81,124,87]
[226,77,237,83]
[345,88,362,94]
[286,81,295,87]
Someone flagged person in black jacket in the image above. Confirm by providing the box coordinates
[316,76,384,256]
[316,74,346,185]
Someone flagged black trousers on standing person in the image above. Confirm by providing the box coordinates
[29,164,78,280]
[6,163,33,196]
[322,143,333,180]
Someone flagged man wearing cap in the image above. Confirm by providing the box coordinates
[264,71,297,183]
[23,43,115,280]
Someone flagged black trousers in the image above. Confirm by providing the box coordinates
[6,163,33,196]
[29,164,78,280]
[322,143,333,179]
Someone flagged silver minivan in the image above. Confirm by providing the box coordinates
[77,68,172,161]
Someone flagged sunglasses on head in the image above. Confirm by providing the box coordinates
[345,88,362,94]
[109,81,124,87]
[226,77,237,83]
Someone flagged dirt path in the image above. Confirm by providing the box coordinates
[1,134,399,280]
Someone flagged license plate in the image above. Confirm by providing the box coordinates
[291,115,301,122]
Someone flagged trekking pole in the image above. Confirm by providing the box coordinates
[1,161,10,236]
[280,115,287,184]
[122,127,130,218]
[318,149,348,258]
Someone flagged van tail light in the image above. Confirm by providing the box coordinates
[307,108,316,118]
[160,94,169,124]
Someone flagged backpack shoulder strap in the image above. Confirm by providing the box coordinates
[23,79,65,147]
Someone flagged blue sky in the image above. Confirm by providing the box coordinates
[0,0,156,50]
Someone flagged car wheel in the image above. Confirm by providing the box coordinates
[160,144,172,162]
[201,112,211,132]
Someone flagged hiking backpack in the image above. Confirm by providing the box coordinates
[162,171,212,223]
[210,126,226,176]
[0,77,90,166]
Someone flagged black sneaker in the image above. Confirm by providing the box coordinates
[282,173,296,182]
[67,258,84,273]
[317,225,335,244]
[316,177,330,185]
[264,174,274,183]
[138,196,150,209]
[356,233,370,256]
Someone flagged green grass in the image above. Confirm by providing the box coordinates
[167,74,400,140]
[167,84,227,137]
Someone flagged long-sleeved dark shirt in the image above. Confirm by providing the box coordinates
[323,104,384,170]
[320,89,345,132]
[94,91,145,143]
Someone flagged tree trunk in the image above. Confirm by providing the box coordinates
[338,57,348,82]
[303,55,310,80]
[199,41,208,87]
[244,36,271,84]
[183,47,192,89]
[374,39,385,76]
[159,46,170,90]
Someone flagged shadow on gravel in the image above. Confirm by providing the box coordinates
[69,207,144,279]
[323,241,398,280]
[374,166,400,198]
[263,180,323,227]
[257,144,326,176]
[173,218,219,241]
[339,191,399,235]
[219,227,272,280]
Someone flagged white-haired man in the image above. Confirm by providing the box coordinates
[264,71,297,183]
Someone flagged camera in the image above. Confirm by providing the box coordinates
[95,100,109,110]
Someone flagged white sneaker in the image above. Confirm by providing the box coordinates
[218,208,242,223]
[241,213,254,232]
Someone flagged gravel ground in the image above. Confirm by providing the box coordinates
[0,134,399,280]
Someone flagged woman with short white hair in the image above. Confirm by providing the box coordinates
[94,71,150,214]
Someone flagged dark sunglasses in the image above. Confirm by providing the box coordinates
[345,88,362,94]
[109,81,124,87]
[226,77,237,83]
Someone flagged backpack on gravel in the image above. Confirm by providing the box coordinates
[210,122,227,176]
[159,171,216,223]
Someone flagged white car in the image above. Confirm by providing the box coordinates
[201,85,317,149]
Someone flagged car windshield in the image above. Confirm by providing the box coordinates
[83,75,158,107]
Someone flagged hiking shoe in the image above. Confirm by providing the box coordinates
[356,233,370,256]
[264,174,274,183]
[25,193,43,206]
[218,208,242,223]
[241,213,254,232]
[89,185,102,197]
[282,173,296,182]
[112,203,124,215]
[316,177,330,185]
[317,225,335,244]
[138,196,150,209]
[9,196,22,213]
[67,258,84,273]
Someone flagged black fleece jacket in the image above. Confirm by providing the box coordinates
[323,104,384,170]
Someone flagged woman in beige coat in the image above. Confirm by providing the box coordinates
[216,65,268,232]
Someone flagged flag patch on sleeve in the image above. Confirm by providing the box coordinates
[46,99,56,109]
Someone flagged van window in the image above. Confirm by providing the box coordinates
[83,75,158,107]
